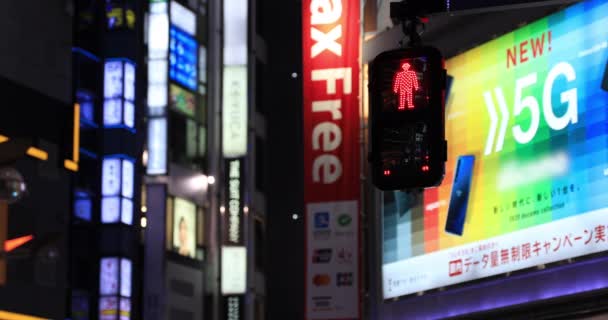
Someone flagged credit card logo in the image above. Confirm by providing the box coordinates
[312,249,332,263]
[314,212,330,229]
[313,274,331,287]
[337,214,352,227]
[336,272,353,287]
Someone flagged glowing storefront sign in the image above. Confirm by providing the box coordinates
[222,0,248,158]
[102,157,135,224]
[169,25,197,91]
[147,1,169,174]
[222,66,247,158]
[103,60,136,129]
[382,0,608,300]
[100,257,119,295]
[146,117,168,175]
[221,246,247,295]
[170,1,196,36]
[99,257,132,320]
[303,0,361,319]
[120,258,132,297]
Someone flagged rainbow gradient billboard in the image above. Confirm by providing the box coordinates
[383,0,608,299]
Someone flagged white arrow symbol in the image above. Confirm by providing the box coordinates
[494,87,510,153]
[483,91,498,155]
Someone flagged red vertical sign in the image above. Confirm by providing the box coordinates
[303,0,360,319]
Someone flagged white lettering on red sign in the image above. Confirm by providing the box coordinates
[310,69,352,184]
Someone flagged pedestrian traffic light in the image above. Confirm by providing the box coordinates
[369,46,447,190]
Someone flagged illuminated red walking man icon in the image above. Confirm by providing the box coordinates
[392,62,419,110]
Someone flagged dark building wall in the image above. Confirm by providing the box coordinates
[265,0,305,319]
[0,1,73,318]
[0,157,71,319]
[0,0,72,103]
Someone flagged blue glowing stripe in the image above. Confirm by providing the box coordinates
[72,47,101,62]
[80,148,98,159]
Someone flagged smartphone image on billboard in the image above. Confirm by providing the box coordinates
[445,155,475,236]
[602,58,608,91]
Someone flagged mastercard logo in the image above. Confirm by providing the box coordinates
[313,274,331,286]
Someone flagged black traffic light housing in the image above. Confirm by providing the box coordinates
[369,46,447,190]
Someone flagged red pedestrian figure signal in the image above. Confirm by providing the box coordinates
[392,62,419,110]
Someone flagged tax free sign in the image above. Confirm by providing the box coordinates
[383,0,608,299]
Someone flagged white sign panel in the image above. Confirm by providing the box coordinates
[221,246,247,295]
[102,158,121,196]
[102,197,121,223]
[222,66,248,158]
[147,118,168,175]
[121,198,133,225]
[223,0,247,65]
[121,258,132,297]
[383,207,608,298]
[124,62,135,101]
[100,257,119,295]
[124,101,135,128]
[104,99,122,126]
[104,61,123,99]
[148,5,169,59]
[121,159,134,198]
[170,1,196,36]
[306,201,359,319]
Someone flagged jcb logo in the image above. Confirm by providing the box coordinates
[484,62,578,155]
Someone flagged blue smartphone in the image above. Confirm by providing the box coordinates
[445,155,475,236]
[602,58,608,91]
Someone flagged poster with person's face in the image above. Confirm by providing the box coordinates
[173,198,196,258]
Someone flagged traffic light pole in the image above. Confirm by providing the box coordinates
[390,1,426,48]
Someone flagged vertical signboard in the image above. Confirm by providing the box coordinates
[222,158,246,320]
[222,0,248,318]
[303,0,360,319]
[222,0,248,158]
[147,1,169,175]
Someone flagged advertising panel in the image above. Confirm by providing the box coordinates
[173,197,197,259]
[382,0,608,299]
[147,117,168,175]
[303,0,361,318]
[223,158,244,246]
[170,1,196,36]
[100,257,119,295]
[221,246,247,295]
[169,25,197,91]
[170,83,196,117]
[99,296,118,320]
[222,66,248,158]
[222,158,246,320]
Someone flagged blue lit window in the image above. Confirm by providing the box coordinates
[104,59,136,130]
[74,189,92,222]
[169,26,197,91]
[77,90,96,127]
[102,156,135,225]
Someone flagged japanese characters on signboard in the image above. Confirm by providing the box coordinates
[382,0,608,299]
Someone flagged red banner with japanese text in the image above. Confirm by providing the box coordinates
[303,0,360,319]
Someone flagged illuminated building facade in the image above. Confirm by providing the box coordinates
[143,0,268,320]
[70,0,145,319]
[0,0,268,319]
